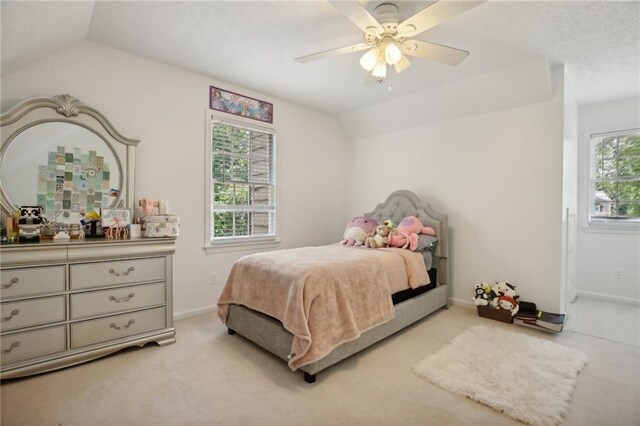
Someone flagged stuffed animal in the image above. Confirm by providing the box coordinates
[490,282,519,307]
[382,219,395,229]
[340,216,378,246]
[139,198,157,216]
[472,282,492,306]
[365,224,391,249]
[497,295,520,316]
[387,216,436,251]
[18,206,43,225]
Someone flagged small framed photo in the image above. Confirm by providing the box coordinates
[101,208,131,228]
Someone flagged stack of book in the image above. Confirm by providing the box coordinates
[514,307,566,333]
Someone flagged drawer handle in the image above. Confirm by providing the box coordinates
[108,266,136,277]
[109,293,135,303]
[109,319,135,331]
[2,277,20,289]
[2,341,20,354]
[2,309,20,322]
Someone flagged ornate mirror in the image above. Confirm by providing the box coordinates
[0,94,138,223]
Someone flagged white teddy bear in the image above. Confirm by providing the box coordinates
[490,282,518,307]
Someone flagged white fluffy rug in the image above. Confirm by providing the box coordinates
[414,325,588,426]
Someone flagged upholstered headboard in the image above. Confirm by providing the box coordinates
[365,190,449,285]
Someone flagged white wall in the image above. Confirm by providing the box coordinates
[341,64,566,313]
[1,41,348,317]
[339,56,552,141]
[577,97,640,303]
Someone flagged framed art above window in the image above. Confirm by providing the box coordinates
[205,112,277,249]
[589,128,640,227]
[209,86,273,124]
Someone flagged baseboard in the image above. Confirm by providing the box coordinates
[576,291,640,306]
[173,304,218,321]
[449,297,475,309]
[454,293,640,310]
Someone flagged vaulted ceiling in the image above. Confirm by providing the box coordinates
[2,1,639,114]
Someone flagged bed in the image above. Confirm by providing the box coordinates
[217,190,449,383]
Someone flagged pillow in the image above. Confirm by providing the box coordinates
[417,235,438,252]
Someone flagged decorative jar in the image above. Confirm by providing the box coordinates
[69,223,83,239]
[40,223,58,239]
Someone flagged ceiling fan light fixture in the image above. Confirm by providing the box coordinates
[359,48,379,71]
[384,42,402,65]
[394,54,411,74]
[297,1,485,83]
[372,59,387,80]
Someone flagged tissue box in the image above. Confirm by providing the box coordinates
[143,215,179,238]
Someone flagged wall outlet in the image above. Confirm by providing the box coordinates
[616,268,624,279]
[210,272,218,285]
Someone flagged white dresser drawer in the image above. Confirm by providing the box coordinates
[1,266,65,299]
[1,325,66,365]
[1,296,66,332]
[70,282,166,319]
[70,307,166,349]
[70,257,165,290]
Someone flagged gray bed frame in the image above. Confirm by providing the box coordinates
[225,190,449,383]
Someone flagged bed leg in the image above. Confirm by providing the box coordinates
[304,372,316,384]
[227,328,236,335]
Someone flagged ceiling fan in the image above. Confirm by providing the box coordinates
[295,1,486,82]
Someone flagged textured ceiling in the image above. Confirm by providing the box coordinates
[2,1,639,114]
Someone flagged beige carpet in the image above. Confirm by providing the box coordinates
[414,325,588,426]
[565,297,640,347]
[1,306,639,425]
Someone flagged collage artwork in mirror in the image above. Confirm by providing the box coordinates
[0,121,122,223]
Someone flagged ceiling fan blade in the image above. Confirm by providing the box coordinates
[400,40,469,66]
[295,43,370,64]
[328,1,383,35]
[398,1,486,38]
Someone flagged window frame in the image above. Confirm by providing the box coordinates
[204,111,279,251]
[585,127,640,231]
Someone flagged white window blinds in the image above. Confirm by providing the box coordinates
[590,128,640,224]
[210,119,276,241]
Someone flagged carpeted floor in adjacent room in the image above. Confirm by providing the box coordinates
[1,306,639,425]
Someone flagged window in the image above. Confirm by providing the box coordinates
[206,116,276,245]
[589,128,640,225]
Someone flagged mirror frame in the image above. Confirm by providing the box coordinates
[0,94,138,219]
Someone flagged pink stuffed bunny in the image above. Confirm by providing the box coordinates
[387,216,435,251]
[140,198,156,216]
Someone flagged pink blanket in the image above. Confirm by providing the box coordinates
[217,245,428,370]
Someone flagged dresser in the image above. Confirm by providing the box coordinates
[0,237,176,379]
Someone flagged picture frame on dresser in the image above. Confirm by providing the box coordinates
[0,95,177,380]
[100,208,132,228]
